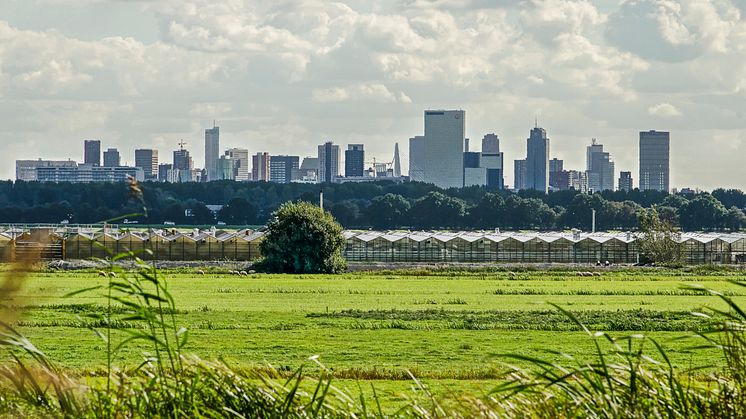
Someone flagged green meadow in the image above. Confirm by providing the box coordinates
[5,267,744,410]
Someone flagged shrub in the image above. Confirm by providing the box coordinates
[257,201,347,274]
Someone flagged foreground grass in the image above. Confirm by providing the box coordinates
[1,266,744,416]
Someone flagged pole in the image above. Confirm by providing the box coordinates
[591,209,596,233]
[319,189,324,212]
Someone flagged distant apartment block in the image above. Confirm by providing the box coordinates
[422,110,465,188]
[103,148,120,167]
[16,160,77,182]
[84,140,101,166]
[525,126,550,192]
[217,155,235,180]
[135,149,159,181]
[318,142,340,183]
[226,148,250,181]
[252,152,270,181]
[270,155,300,183]
[639,130,670,192]
[548,158,564,189]
[204,125,219,181]
[345,144,365,178]
[158,164,173,182]
[618,171,633,192]
[21,160,144,183]
[293,157,319,183]
[173,146,193,171]
[514,159,527,190]
[552,170,588,192]
[408,135,425,182]
[586,139,615,192]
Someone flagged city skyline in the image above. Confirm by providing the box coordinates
[2,1,746,189]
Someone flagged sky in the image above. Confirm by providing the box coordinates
[1,0,745,190]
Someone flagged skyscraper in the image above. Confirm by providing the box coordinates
[393,143,402,178]
[135,149,159,181]
[480,133,504,189]
[639,130,670,192]
[84,140,101,166]
[204,125,219,181]
[226,148,249,181]
[525,126,550,192]
[345,144,365,177]
[270,155,300,183]
[423,110,465,188]
[618,171,633,192]
[408,136,425,182]
[586,139,615,192]
[103,148,120,167]
[252,152,270,181]
[318,141,340,183]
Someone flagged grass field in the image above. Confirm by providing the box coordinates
[5,267,745,411]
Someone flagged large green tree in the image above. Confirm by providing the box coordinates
[364,194,410,229]
[217,198,257,226]
[679,194,728,231]
[408,192,466,229]
[258,201,346,274]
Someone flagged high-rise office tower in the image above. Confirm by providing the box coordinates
[318,141,340,183]
[103,148,120,167]
[135,149,159,181]
[345,144,365,177]
[225,148,249,181]
[270,155,300,183]
[423,110,465,188]
[639,130,670,192]
[252,152,270,181]
[586,139,615,192]
[84,140,101,166]
[408,135,425,182]
[618,171,633,192]
[514,159,527,190]
[525,126,550,192]
[204,125,219,182]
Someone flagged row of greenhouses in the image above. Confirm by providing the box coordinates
[1,228,746,264]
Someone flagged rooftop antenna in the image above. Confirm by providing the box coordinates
[178,140,187,150]
[534,115,538,128]
[213,119,216,128]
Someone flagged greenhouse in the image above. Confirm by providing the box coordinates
[1,226,746,265]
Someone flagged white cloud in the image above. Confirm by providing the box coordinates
[648,102,682,117]
[312,83,412,103]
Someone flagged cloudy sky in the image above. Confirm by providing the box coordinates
[1,0,746,189]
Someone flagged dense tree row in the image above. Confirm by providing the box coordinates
[0,180,744,232]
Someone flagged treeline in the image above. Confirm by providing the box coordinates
[0,180,745,231]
